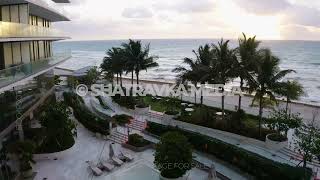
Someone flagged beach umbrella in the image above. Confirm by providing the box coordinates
[208,164,217,180]
[109,143,114,159]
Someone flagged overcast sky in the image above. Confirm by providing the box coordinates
[48,0,320,41]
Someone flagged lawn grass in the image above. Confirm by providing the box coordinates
[141,95,272,140]
[142,96,181,112]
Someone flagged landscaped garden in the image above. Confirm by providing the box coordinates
[146,121,311,180]
[95,38,319,178]
[63,92,110,135]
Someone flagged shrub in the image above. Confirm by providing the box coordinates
[267,133,287,141]
[154,132,193,178]
[128,134,150,147]
[113,114,132,126]
[63,92,110,135]
[111,94,136,109]
[7,140,36,172]
[38,102,76,153]
[146,121,311,180]
[164,111,179,115]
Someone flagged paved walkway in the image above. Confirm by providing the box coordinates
[85,95,250,179]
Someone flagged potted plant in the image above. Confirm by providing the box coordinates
[154,132,192,179]
[266,109,302,150]
[135,100,150,115]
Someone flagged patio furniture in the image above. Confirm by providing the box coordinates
[87,161,103,176]
[112,156,124,166]
[215,112,225,116]
[185,108,194,112]
[120,151,134,161]
[100,160,115,171]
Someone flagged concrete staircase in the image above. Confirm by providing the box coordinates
[108,131,128,144]
[128,119,146,131]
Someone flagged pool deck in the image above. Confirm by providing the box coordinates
[33,120,227,180]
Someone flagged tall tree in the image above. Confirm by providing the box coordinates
[101,47,126,87]
[174,44,214,104]
[122,39,158,85]
[276,80,304,115]
[212,39,237,119]
[248,48,294,136]
[236,33,261,110]
[173,57,202,104]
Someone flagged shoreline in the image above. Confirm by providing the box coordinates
[119,77,320,109]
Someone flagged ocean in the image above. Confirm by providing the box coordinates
[53,39,320,105]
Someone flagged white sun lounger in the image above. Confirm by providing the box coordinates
[120,151,134,161]
[100,160,115,171]
[112,156,124,166]
[87,161,103,176]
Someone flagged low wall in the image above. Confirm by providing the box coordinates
[122,143,154,152]
[33,144,74,161]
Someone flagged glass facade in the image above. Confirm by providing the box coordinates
[0,51,71,89]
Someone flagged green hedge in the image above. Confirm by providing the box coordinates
[146,121,311,180]
[63,92,110,135]
[128,134,151,147]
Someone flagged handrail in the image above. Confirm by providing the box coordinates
[0,21,67,38]
[0,52,71,88]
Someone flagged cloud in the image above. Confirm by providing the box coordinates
[283,6,320,27]
[122,7,153,18]
[233,0,291,15]
[280,24,320,40]
[154,0,215,13]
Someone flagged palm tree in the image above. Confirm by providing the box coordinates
[212,39,238,119]
[101,47,126,87]
[236,33,261,110]
[276,80,304,115]
[122,39,158,85]
[247,48,295,136]
[173,58,202,104]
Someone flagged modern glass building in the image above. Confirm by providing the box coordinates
[0,1,71,173]
[0,0,71,88]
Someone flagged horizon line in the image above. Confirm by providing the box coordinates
[60,37,320,43]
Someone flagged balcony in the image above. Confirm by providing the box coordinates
[0,21,69,41]
[0,52,71,89]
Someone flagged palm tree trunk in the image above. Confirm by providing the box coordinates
[238,78,244,110]
[200,88,203,105]
[286,98,289,116]
[136,72,139,85]
[116,74,119,85]
[120,73,123,88]
[194,83,197,104]
[259,95,263,137]
[221,87,225,120]
[131,71,134,85]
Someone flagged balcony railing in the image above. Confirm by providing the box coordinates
[0,52,71,89]
[0,21,67,39]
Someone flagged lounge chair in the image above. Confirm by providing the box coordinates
[120,151,134,161]
[87,161,103,176]
[100,160,115,171]
[112,156,124,166]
